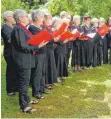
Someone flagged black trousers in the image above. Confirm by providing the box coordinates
[92,44,97,67]
[103,38,108,64]
[72,40,81,67]
[31,54,45,96]
[87,40,94,67]
[81,40,94,67]
[97,45,103,66]
[45,48,57,84]
[80,41,85,67]
[81,41,89,67]
[18,68,31,110]
[4,51,19,93]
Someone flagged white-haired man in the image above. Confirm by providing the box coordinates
[28,9,49,99]
[91,18,102,67]
[99,17,108,64]
[82,15,95,69]
[70,15,84,72]
[1,11,19,96]
[11,9,46,113]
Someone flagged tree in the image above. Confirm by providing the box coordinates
[1,0,111,21]
[1,0,29,22]
[46,0,111,19]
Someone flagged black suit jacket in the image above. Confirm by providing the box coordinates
[1,24,13,57]
[11,25,39,69]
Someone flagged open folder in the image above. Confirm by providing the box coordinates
[52,23,68,38]
[60,31,81,41]
[79,33,96,40]
[27,23,68,45]
[97,24,109,36]
[27,29,53,46]
[79,35,91,40]
[60,31,74,40]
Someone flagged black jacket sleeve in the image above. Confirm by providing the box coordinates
[12,28,39,53]
[1,25,12,43]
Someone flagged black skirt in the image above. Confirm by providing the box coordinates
[54,43,68,77]
[45,48,57,84]
[81,40,94,67]
[72,39,82,67]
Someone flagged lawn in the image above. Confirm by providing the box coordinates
[1,48,111,118]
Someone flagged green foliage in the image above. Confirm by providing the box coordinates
[2,0,29,13]
[2,0,111,20]
[1,0,29,23]
[49,0,81,15]
[48,0,111,19]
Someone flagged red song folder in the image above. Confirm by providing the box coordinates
[74,32,81,38]
[60,31,81,41]
[52,23,68,38]
[60,31,74,41]
[27,29,53,46]
[97,24,109,36]
[109,24,111,27]
[79,35,91,40]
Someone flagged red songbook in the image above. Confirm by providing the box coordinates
[109,24,111,27]
[60,31,74,41]
[74,32,81,39]
[52,23,68,38]
[97,24,109,36]
[67,31,76,39]
[59,31,68,41]
[27,29,53,46]
[79,35,91,40]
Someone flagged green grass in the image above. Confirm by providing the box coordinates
[1,52,111,118]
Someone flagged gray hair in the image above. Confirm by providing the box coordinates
[60,11,67,18]
[52,17,62,27]
[28,14,32,21]
[3,11,13,21]
[91,18,99,23]
[31,9,44,21]
[42,9,51,19]
[99,17,105,23]
[42,9,50,16]
[13,9,27,22]
[62,18,70,23]
[73,15,80,21]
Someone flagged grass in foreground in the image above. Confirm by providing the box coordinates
[1,54,111,118]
